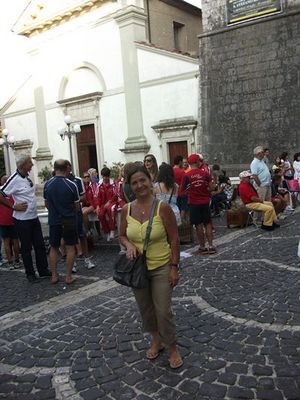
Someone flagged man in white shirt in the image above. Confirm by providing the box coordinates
[0,155,51,282]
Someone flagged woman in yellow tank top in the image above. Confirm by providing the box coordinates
[119,164,182,369]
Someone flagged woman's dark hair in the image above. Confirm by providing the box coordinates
[174,155,183,165]
[272,174,282,184]
[218,175,228,184]
[280,152,288,160]
[101,167,110,177]
[294,153,300,161]
[157,163,175,190]
[127,163,151,184]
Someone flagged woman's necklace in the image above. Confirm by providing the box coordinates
[136,204,146,215]
[135,199,153,217]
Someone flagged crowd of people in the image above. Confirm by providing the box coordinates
[0,147,298,369]
[0,148,298,277]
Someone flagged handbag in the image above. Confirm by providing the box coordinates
[113,199,157,289]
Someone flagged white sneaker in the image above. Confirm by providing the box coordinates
[285,205,294,211]
[72,262,77,273]
[85,258,95,269]
[14,261,21,269]
[106,234,111,242]
[109,231,115,240]
[9,263,15,270]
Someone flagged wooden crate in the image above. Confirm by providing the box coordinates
[226,208,250,228]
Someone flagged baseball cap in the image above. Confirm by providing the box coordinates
[187,153,200,164]
[239,170,252,179]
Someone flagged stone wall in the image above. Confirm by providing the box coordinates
[148,0,202,56]
[199,1,300,175]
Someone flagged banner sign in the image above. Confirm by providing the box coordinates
[227,0,282,25]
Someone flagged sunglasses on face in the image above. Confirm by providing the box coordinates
[144,159,153,163]
[83,175,90,178]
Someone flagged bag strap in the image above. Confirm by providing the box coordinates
[143,199,158,254]
[168,186,175,204]
[122,183,130,203]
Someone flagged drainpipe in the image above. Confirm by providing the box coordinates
[146,0,151,43]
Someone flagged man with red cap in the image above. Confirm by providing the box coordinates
[181,153,216,254]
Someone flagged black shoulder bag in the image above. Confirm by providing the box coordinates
[113,199,157,289]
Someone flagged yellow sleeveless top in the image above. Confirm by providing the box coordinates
[126,201,171,270]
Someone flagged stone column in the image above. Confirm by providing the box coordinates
[33,85,53,180]
[115,5,150,159]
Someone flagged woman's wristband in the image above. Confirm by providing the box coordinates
[170,263,179,268]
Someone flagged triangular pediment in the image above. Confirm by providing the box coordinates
[13,0,110,37]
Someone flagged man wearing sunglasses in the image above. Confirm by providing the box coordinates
[0,155,51,282]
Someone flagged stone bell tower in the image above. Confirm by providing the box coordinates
[198,0,300,175]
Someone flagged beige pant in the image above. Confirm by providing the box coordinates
[133,264,176,346]
[257,186,271,201]
[246,201,277,226]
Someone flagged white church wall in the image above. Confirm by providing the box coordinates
[99,93,128,166]
[140,77,198,164]
[137,47,198,82]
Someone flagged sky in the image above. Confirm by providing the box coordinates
[0,0,201,108]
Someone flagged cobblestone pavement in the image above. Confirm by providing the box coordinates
[1,210,300,399]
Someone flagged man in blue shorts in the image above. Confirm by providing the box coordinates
[44,159,80,284]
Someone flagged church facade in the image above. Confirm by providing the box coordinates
[1,0,201,180]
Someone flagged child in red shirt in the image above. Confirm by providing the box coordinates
[97,167,117,241]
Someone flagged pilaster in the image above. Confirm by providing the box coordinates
[115,6,150,156]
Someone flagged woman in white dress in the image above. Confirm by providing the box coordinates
[293,152,300,181]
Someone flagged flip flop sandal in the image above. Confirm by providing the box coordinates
[51,276,59,284]
[169,355,183,369]
[65,277,77,285]
[146,346,165,360]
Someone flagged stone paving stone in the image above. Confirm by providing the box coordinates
[35,374,53,389]
[238,376,257,389]
[81,387,106,400]
[178,379,200,394]
[252,364,273,376]
[256,390,284,400]
[14,382,34,393]
[227,386,255,399]
[199,383,227,398]
[154,387,183,400]
[218,372,237,385]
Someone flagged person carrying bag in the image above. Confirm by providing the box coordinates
[113,199,157,289]
[118,163,183,370]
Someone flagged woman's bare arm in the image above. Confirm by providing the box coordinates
[119,204,138,259]
[159,202,180,286]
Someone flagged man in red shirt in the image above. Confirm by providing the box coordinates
[238,170,278,231]
[182,153,216,254]
[0,175,21,269]
[173,155,189,220]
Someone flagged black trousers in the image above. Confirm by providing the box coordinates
[13,218,48,277]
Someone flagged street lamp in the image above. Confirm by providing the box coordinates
[0,128,15,175]
[57,115,81,168]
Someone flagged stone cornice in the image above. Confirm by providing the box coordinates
[14,0,114,37]
[152,117,197,134]
[57,92,103,106]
